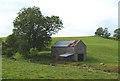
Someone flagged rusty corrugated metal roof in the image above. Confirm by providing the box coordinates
[52,40,80,47]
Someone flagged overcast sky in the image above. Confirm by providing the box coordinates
[0,0,119,37]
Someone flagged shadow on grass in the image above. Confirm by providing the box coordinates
[29,51,63,65]
[85,56,101,64]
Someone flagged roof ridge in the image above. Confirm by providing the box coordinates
[52,40,81,47]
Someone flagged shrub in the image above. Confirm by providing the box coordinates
[13,52,23,60]
[2,34,18,57]
[4,48,13,57]
[28,48,39,59]
[2,41,14,57]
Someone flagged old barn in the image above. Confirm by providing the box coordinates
[51,40,87,61]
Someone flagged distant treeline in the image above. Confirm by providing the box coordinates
[94,27,120,40]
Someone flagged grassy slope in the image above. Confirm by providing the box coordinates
[2,36,118,79]
[51,36,118,64]
[2,58,118,79]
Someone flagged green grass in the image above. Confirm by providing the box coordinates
[2,36,119,79]
[2,58,118,79]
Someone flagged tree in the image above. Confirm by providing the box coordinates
[2,34,18,57]
[95,27,104,36]
[103,28,111,38]
[113,28,120,40]
[95,27,111,38]
[12,6,63,56]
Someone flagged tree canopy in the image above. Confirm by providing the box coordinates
[102,28,111,38]
[3,6,64,57]
[113,28,120,40]
[95,27,111,38]
[95,27,104,36]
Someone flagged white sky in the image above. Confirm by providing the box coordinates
[0,0,119,37]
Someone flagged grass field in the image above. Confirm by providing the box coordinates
[2,36,119,79]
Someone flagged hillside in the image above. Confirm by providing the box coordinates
[2,36,119,79]
[51,36,118,63]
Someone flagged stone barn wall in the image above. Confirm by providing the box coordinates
[74,41,87,61]
[51,47,74,59]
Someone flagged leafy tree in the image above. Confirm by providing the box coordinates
[18,39,30,56]
[95,27,111,38]
[103,28,111,38]
[113,28,120,40]
[95,27,104,36]
[12,6,63,56]
[2,34,18,57]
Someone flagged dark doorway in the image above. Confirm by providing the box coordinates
[78,54,84,61]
